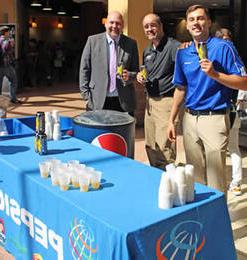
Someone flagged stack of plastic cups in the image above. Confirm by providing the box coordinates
[52,110,61,140]
[158,172,173,209]
[45,112,53,140]
[185,164,195,202]
[165,163,177,193]
[174,166,187,206]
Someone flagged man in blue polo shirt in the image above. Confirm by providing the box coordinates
[167,4,247,194]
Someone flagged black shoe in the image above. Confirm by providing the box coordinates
[11,99,21,104]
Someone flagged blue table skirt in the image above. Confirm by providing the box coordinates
[0,136,236,260]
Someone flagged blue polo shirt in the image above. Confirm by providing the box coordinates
[173,36,246,110]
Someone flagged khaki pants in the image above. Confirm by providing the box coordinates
[183,112,230,194]
[144,96,176,170]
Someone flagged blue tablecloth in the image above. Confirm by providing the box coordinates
[0,136,236,260]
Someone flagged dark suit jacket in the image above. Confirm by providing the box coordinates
[79,32,139,112]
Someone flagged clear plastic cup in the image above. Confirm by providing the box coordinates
[67,160,80,168]
[50,171,60,186]
[86,166,95,173]
[78,163,86,169]
[49,158,61,165]
[71,172,80,188]
[58,174,70,191]
[39,162,50,178]
[66,168,75,185]
[72,163,86,173]
[79,175,90,192]
[47,158,61,174]
[91,171,102,189]
[84,167,94,184]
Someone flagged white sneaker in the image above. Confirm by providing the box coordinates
[229,183,242,196]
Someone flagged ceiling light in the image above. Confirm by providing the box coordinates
[57,11,66,15]
[31,0,42,7]
[57,7,66,15]
[72,15,80,19]
[43,6,52,11]
[42,0,52,11]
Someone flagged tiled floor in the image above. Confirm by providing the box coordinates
[2,82,247,259]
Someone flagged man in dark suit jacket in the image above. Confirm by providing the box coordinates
[79,11,139,115]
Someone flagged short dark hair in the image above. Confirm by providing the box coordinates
[186,5,210,19]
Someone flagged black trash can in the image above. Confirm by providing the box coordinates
[73,110,135,158]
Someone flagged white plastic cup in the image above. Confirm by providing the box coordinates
[52,110,60,123]
[46,123,53,140]
[185,164,195,202]
[176,184,187,206]
[159,173,173,193]
[165,163,176,174]
[175,166,186,184]
[185,164,194,174]
[45,112,53,138]
[53,122,61,140]
[158,190,173,209]
[186,186,195,202]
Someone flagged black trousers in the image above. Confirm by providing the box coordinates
[103,96,124,111]
[103,96,134,117]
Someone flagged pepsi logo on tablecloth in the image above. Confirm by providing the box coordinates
[91,133,127,157]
